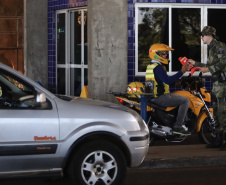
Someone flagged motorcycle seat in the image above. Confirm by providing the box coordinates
[148,99,177,112]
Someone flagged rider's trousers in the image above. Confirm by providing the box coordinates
[151,93,190,129]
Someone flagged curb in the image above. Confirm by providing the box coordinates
[139,156,226,169]
[137,144,226,169]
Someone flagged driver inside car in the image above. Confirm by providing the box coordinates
[0,71,37,108]
[146,43,191,135]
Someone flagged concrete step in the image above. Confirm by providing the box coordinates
[139,144,226,169]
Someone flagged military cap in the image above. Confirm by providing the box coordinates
[201,26,216,37]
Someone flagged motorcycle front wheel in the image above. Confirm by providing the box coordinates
[198,117,213,144]
[149,136,155,146]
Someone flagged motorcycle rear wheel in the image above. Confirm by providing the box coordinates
[198,117,213,144]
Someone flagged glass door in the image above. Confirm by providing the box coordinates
[56,9,88,96]
[70,10,88,96]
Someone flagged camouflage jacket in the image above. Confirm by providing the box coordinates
[196,38,226,83]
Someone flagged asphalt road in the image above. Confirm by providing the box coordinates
[124,167,226,185]
[1,166,226,185]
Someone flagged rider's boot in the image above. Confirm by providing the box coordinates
[173,125,191,135]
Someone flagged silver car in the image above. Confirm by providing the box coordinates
[0,63,149,185]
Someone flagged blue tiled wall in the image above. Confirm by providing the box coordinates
[48,0,87,93]
[127,0,226,92]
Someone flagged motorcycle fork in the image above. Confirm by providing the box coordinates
[197,92,216,131]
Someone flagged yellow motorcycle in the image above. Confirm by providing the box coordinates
[109,73,216,146]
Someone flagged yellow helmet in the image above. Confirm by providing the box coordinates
[127,82,145,98]
[149,43,174,65]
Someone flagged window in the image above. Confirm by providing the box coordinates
[0,0,24,73]
[0,69,51,109]
[135,4,226,76]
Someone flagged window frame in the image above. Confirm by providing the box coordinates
[135,3,226,77]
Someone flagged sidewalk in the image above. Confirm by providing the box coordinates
[139,144,226,169]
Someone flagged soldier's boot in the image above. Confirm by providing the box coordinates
[220,133,226,151]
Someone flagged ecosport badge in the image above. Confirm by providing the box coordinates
[34,136,56,141]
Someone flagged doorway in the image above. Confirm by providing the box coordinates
[56,8,88,96]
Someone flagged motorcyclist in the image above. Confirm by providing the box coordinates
[146,43,190,135]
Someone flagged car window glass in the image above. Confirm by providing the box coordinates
[0,73,32,94]
[0,69,51,109]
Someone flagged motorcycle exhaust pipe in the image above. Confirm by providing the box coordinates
[149,124,173,138]
[149,128,169,138]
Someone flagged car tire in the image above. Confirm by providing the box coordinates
[68,140,127,185]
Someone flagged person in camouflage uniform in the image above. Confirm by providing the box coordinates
[189,26,226,149]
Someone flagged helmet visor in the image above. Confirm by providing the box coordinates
[159,51,169,56]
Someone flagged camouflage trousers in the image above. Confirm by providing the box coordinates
[212,82,226,133]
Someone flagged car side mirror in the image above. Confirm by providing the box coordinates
[36,92,46,103]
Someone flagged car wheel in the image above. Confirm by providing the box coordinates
[68,140,127,185]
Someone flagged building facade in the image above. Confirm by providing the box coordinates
[46,0,226,101]
[2,0,226,101]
